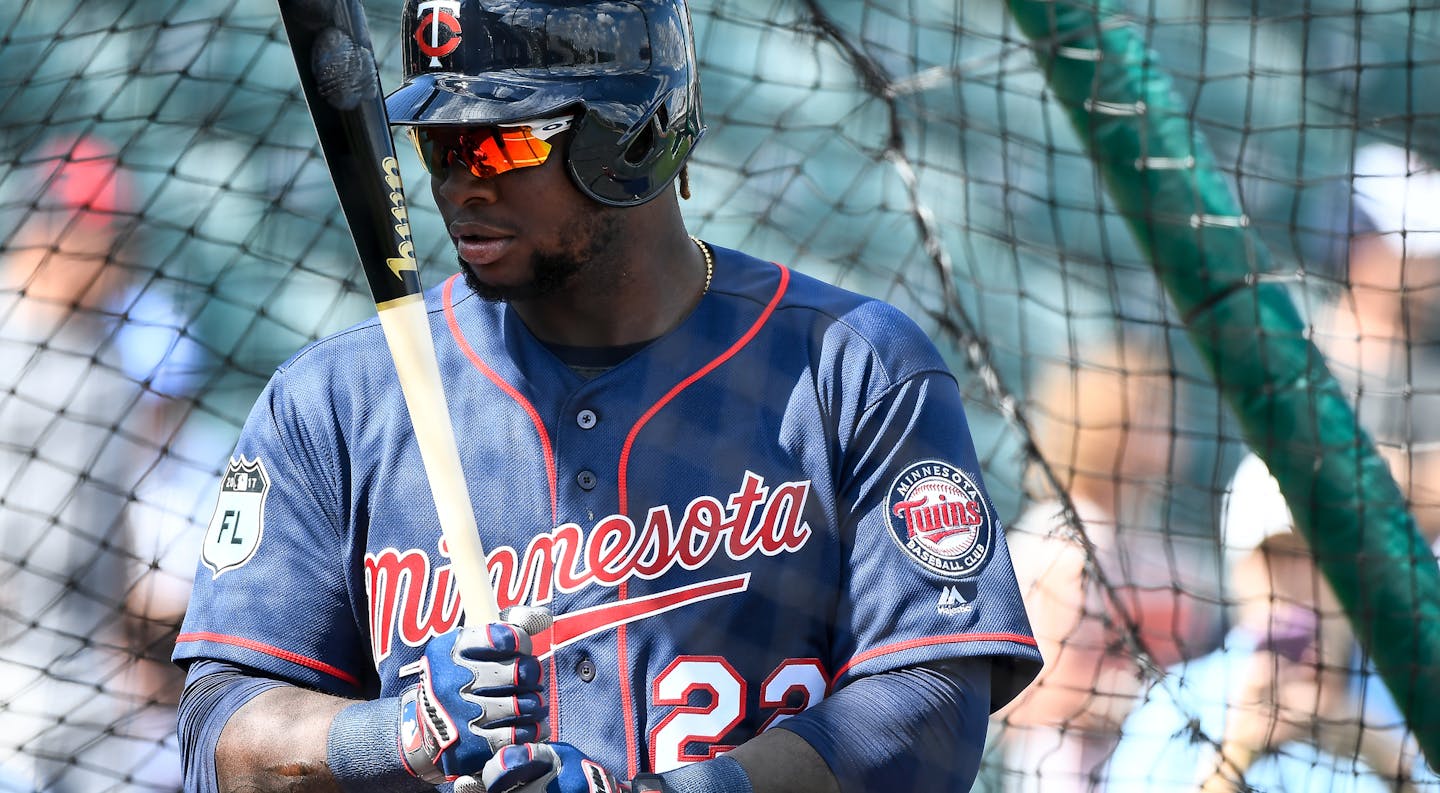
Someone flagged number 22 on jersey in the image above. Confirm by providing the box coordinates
[648,657,828,773]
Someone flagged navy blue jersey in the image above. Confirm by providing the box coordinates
[176,245,1040,777]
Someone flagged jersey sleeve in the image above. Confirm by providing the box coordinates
[825,312,1042,709]
[172,366,370,696]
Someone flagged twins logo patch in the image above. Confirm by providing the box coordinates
[202,456,269,578]
[885,460,993,579]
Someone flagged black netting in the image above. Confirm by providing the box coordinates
[3,1,1437,790]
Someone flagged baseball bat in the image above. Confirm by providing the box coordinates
[276,0,500,625]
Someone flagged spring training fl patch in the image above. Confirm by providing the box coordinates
[885,460,993,579]
[202,456,269,578]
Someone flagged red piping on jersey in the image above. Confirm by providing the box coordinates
[176,631,360,687]
[443,274,559,525]
[616,264,791,511]
[829,632,1039,684]
[615,262,791,777]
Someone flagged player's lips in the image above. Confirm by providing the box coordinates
[450,221,513,267]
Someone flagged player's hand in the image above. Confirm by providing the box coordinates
[455,742,629,793]
[399,606,553,784]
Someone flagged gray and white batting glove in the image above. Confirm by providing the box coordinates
[455,742,631,793]
[399,606,554,783]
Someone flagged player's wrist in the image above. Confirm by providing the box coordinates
[655,755,753,793]
[398,685,449,783]
[327,696,432,793]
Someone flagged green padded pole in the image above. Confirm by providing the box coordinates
[1005,0,1440,765]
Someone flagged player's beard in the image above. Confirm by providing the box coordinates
[459,210,624,303]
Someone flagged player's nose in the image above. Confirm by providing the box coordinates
[432,160,500,208]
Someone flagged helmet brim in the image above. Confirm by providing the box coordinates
[386,72,587,127]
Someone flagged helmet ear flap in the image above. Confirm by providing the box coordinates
[622,117,660,166]
[568,102,701,207]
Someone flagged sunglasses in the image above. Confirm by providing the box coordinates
[408,116,574,179]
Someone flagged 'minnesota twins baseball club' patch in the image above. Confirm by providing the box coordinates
[885,459,994,579]
[202,456,270,578]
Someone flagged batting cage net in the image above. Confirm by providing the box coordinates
[2,0,1438,791]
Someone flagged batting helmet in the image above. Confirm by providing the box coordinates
[385,0,705,207]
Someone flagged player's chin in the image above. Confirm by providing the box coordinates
[457,257,539,303]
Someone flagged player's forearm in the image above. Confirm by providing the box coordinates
[727,727,840,793]
[216,686,351,793]
[180,659,410,793]
[764,658,992,793]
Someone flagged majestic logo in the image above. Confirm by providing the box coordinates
[202,457,269,578]
[414,0,462,67]
[936,583,976,616]
[365,471,811,663]
[885,460,993,579]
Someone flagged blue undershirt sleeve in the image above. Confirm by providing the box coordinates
[176,659,292,793]
[775,656,992,793]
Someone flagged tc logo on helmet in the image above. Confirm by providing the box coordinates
[413,0,462,66]
[885,460,993,579]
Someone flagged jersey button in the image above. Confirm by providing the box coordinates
[576,409,598,429]
[576,656,597,683]
[576,470,597,490]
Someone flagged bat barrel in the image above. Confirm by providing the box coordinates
[277,0,422,305]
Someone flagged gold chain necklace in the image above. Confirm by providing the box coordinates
[690,235,713,294]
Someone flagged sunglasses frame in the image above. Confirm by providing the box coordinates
[408,115,575,179]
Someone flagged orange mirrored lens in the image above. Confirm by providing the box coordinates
[410,126,554,178]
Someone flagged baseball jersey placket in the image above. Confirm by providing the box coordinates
[442,273,671,760]
[547,380,629,753]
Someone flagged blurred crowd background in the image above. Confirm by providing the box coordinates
[1,0,1438,791]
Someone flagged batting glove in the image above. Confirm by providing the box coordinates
[455,742,640,793]
[399,606,553,784]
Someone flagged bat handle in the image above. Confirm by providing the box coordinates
[377,296,501,626]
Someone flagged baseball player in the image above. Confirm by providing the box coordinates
[173,2,1042,792]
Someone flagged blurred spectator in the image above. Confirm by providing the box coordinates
[1102,453,1436,792]
[1099,145,1440,793]
[0,134,200,792]
[1314,142,1440,544]
[994,344,1220,792]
